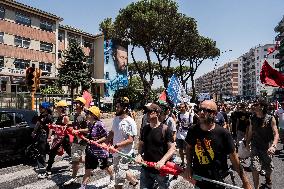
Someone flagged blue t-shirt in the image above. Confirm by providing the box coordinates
[215,112,225,127]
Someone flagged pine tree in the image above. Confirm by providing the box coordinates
[58,39,92,103]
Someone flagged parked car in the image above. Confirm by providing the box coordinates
[0,108,38,162]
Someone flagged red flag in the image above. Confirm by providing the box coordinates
[159,90,167,102]
[82,90,93,108]
[267,47,275,55]
[260,60,284,88]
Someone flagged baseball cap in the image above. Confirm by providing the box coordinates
[144,103,162,113]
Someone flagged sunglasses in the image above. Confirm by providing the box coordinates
[199,107,216,114]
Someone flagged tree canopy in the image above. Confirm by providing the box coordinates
[100,0,220,102]
[58,39,92,101]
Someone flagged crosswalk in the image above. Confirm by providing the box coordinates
[0,155,194,189]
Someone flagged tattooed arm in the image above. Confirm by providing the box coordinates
[229,151,252,189]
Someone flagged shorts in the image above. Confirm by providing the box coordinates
[85,151,108,170]
[251,147,274,175]
[140,167,169,189]
[176,139,186,149]
[113,156,131,186]
[71,143,86,162]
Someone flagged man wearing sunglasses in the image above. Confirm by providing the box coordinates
[182,100,252,189]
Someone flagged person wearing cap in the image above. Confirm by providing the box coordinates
[79,106,114,189]
[136,103,175,189]
[64,97,89,185]
[38,100,71,179]
[158,102,177,141]
[106,97,138,189]
[31,102,53,170]
[247,100,279,189]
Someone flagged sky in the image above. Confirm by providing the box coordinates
[17,0,284,88]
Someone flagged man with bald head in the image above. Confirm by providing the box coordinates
[182,100,252,189]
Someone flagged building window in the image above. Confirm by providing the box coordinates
[0,7,5,19]
[40,41,53,52]
[14,36,30,48]
[39,62,52,72]
[0,56,4,67]
[0,32,4,43]
[58,50,62,59]
[15,12,31,26]
[14,59,30,69]
[105,72,109,80]
[40,20,53,32]
[58,33,63,42]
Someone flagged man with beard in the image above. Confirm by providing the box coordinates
[136,103,175,189]
[182,100,252,189]
[106,97,138,189]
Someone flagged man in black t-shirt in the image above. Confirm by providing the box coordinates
[182,100,252,189]
[136,103,175,189]
[236,104,250,145]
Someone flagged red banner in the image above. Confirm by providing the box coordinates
[260,60,284,88]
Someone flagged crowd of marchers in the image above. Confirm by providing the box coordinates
[28,95,284,189]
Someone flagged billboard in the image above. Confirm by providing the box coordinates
[104,40,128,100]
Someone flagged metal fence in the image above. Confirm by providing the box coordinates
[0,92,75,111]
[0,92,31,109]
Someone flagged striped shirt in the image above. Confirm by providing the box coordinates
[87,120,109,158]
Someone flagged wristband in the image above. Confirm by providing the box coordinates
[114,144,118,149]
[272,144,277,149]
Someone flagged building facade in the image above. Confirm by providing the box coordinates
[196,44,279,101]
[274,16,284,101]
[195,60,239,101]
[0,0,105,95]
[240,44,278,98]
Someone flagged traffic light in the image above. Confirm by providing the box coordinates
[35,68,42,89]
[25,67,35,87]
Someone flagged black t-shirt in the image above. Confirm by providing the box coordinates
[185,125,235,178]
[141,123,174,173]
[236,111,250,132]
[36,113,53,134]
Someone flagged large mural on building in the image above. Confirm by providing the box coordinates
[104,39,128,101]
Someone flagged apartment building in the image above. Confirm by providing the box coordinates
[274,16,284,101]
[195,60,239,101]
[240,44,278,98]
[0,0,105,94]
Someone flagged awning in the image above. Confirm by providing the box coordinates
[91,78,109,84]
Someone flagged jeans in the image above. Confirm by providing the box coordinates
[140,168,169,189]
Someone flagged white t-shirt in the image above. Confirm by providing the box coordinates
[112,116,137,157]
[165,115,177,132]
[176,111,192,140]
[275,108,284,129]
